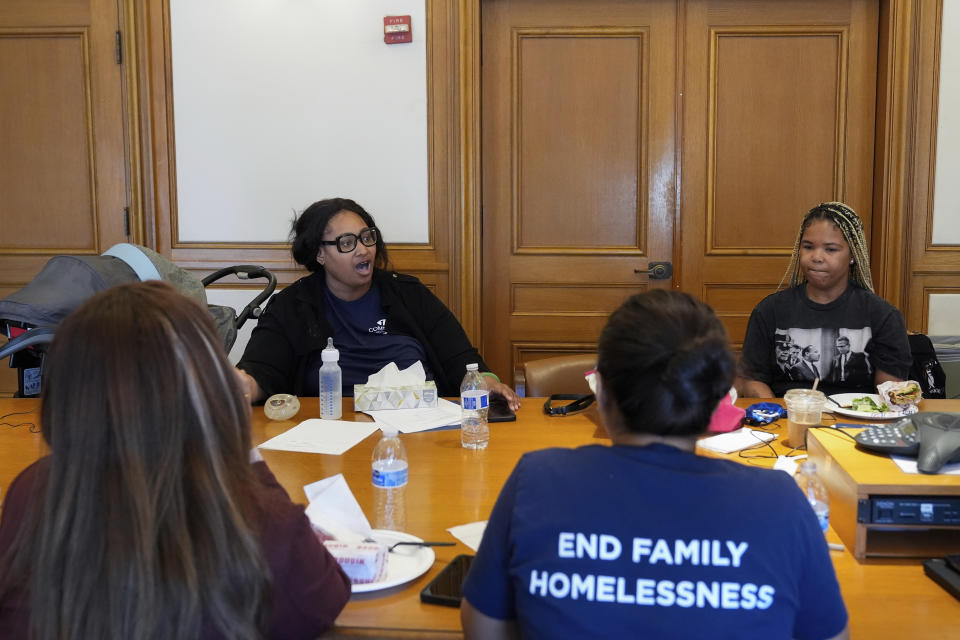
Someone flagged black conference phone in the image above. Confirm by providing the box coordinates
[854,412,960,474]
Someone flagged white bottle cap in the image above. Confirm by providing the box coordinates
[466,363,479,371]
[381,426,399,437]
[321,337,339,362]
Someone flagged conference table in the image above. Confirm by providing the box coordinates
[2,397,959,638]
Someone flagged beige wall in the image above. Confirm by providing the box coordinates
[929,0,960,337]
[933,0,960,246]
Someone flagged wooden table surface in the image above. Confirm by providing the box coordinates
[2,397,959,638]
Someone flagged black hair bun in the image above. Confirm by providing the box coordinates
[660,338,734,418]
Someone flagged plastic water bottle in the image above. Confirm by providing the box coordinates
[319,337,342,419]
[795,461,829,533]
[460,363,490,449]
[372,427,408,531]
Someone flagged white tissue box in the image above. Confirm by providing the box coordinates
[353,382,439,410]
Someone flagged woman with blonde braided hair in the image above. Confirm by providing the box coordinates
[737,202,912,398]
[781,202,875,292]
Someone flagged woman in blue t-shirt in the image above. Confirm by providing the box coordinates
[461,290,849,640]
[237,197,519,407]
[736,202,911,398]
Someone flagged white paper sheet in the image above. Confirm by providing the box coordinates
[363,398,462,433]
[697,427,777,454]
[257,418,380,455]
[447,520,487,551]
[303,474,373,541]
[889,455,960,475]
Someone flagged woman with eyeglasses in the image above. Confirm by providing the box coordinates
[238,198,520,407]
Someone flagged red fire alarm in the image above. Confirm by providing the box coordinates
[384,15,412,44]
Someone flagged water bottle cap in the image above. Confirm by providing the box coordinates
[466,363,479,371]
[321,337,339,362]
[381,426,399,437]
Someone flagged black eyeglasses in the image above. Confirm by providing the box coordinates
[320,227,378,253]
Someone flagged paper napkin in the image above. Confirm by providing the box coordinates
[303,474,374,543]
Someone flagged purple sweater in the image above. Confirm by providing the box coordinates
[0,457,351,639]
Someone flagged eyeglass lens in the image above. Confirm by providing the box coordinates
[337,227,377,252]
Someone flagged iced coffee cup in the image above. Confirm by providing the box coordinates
[784,388,826,448]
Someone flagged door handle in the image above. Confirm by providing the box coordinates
[634,261,673,280]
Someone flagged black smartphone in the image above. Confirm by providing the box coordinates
[420,554,474,607]
[946,552,960,574]
[488,393,516,423]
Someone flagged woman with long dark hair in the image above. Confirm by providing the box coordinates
[0,281,350,639]
[461,290,848,639]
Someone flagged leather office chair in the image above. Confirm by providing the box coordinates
[515,353,597,397]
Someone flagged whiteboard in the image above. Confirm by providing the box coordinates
[170,0,429,244]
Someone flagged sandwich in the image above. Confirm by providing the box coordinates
[886,381,922,406]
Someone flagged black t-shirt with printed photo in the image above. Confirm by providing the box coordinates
[739,284,912,397]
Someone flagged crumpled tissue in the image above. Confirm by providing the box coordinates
[353,361,438,411]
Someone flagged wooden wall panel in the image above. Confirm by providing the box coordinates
[512,284,638,316]
[407,271,447,303]
[516,31,644,252]
[702,283,776,348]
[513,343,597,362]
[701,283,777,312]
[710,29,845,252]
[0,33,95,252]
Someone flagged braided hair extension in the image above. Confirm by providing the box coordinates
[779,201,874,293]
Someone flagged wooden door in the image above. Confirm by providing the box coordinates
[0,0,130,394]
[481,0,679,382]
[679,0,879,350]
[481,0,879,383]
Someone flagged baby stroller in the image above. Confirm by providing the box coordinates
[0,243,276,397]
